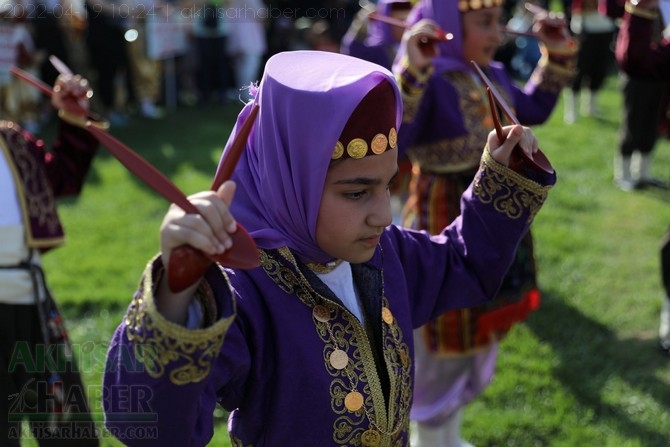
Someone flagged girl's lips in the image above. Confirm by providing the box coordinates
[360,234,381,246]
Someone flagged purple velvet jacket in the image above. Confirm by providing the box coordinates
[103,149,555,446]
[0,119,98,251]
[398,62,570,173]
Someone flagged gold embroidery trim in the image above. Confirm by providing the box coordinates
[124,261,235,385]
[260,248,412,445]
[625,2,658,19]
[0,124,64,248]
[58,109,110,130]
[531,60,575,94]
[473,147,552,223]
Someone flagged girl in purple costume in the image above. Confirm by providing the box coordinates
[392,1,575,445]
[103,50,556,446]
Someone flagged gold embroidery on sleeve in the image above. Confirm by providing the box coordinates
[473,147,552,223]
[125,263,235,385]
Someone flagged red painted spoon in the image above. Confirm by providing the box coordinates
[471,61,554,174]
[166,104,261,292]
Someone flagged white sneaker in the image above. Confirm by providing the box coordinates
[564,91,577,124]
[660,299,670,351]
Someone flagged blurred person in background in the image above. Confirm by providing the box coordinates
[84,0,133,125]
[226,0,267,102]
[0,4,41,133]
[615,0,670,354]
[613,0,666,190]
[189,0,233,105]
[340,0,413,71]
[0,72,105,447]
[393,1,576,445]
[563,0,617,123]
[125,0,166,119]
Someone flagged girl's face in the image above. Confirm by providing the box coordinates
[316,149,398,264]
[462,7,504,67]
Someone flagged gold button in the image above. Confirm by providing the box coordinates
[344,391,364,411]
[381,307,393,325]
[371,133,388,154]
[347,138,368,159]
[361,428,381,447]
[313,305,331,322]
[330,349,349,370]
[332,141,344,159]
[388,128,397,149]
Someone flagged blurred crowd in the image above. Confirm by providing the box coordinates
[0,0,659,136]
[0,0,361,130]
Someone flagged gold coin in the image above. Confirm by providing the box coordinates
[388,128,397,149]
[330,349,349,370]
[381,307,393,325]
[347,138,368,159]
[471,0,482,9]
[332,141,344,159]
[313,305,331,322]
[370,133,388,154]
[458,0,469,11]
[361,428,381,447]
[344,391,364,411]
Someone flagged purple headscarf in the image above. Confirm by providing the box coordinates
[218,51,403,263]
[393,0,471,74]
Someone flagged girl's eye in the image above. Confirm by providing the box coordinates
[344,191,366,200]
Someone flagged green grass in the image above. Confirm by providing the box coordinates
[22,76,670,446]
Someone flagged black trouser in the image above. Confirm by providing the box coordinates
[0,301,98,446]
[619,75,666,156]
[661,230,670,300]
[571,31,614,93]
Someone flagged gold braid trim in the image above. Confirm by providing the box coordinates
[625,2,658,19]
[396,56,432,123]
[125,262,235,385]
[58,109,110,130]
[260,248,412,445]
[530,58,576,94]
[399,86,423,123]
[473,147,552,223]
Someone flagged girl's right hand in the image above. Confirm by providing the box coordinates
[160,181,238,269]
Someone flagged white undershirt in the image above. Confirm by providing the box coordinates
[185,260,365,329]
[315,261,364,323]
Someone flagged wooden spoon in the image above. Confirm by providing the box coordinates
[471,61,554,174]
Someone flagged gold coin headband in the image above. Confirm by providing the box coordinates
[332,127,398,160]
[331,78,398,160]
[458,0,504,12]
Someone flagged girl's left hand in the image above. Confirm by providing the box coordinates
[487,125,538,167]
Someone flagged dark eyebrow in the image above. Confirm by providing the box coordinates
[334,177,381,186]
[334,169,399,186]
